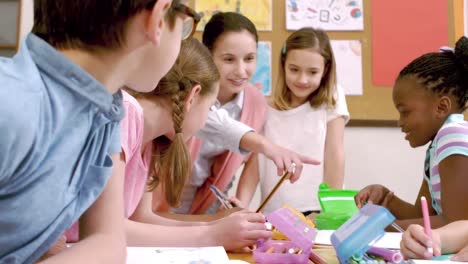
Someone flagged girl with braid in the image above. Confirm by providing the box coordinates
[355,36,468,232]
[65,39,270,250]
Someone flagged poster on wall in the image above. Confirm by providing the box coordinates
[331,40,363,96]
[195,0,272,31]
[371,0,448,86]
[251,41,272,96]
[285,0,363,31]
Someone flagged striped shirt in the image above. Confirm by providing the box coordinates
[425,114,468,214]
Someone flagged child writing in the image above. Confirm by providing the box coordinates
[355,36,468,229]
[63,38,271,250]
[154,12,319,215]
[401,221,468,261]
[236,27,349,215]
[0,0,190,263]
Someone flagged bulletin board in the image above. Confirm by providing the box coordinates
[189,0,457,126]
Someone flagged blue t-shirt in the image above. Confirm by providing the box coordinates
[0,34,124,263]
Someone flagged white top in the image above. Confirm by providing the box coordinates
[174,91,250,213]
[258,85,349,214]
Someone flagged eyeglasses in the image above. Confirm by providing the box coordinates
[173,4,203,40]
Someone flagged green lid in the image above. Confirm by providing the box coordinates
[316,183,359,229]
[315,211,354,230]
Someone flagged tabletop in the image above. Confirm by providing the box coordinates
[228,246,339,264]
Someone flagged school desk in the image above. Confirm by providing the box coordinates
[227,245,339,264]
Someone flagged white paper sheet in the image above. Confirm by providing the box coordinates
[315,230,402,249]
[126,246,230,264]
[331,40,363,96]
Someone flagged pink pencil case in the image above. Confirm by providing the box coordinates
[253,207,317,264]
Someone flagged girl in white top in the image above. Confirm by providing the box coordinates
[237,27,350,215]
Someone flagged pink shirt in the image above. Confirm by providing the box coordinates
[121,91,153,218]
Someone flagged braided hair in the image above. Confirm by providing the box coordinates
[397,36,468,112]
[127,38,219,207]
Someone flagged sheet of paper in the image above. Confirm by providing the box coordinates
[331,40,363,95]
[285,0,364,31]
[126,246,230,264]
[315,230,402,249]
[409,258,464,264]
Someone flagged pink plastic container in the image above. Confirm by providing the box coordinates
[253,207,317,264]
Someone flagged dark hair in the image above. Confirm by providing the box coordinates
[202,12,258,51]
[272,27,337,110]
[397,36,468,112]
[32,0,179,51]
[126,38,219,207]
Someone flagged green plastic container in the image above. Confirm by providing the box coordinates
[315,183,359,230]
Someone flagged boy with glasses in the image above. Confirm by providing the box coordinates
[0,0,195,263]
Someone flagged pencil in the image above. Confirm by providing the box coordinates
[256,164,295,213]
[420,196,433,255]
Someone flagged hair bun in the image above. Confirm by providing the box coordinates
[454,36,468,73]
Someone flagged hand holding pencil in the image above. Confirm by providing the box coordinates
[256,163,296,213]
[400,224,442,259]
[400,196,442,260]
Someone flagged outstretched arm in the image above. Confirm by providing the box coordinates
[127,192,270,250]
[197,108,320,182]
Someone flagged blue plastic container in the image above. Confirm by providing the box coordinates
[331,204,395,264]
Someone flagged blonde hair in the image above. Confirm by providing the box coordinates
[271,27,337,110]
[127,38,219,207]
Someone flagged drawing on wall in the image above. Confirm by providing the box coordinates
[331,40,363,95]
[251,41,272,96]
[195,0,272,31]
[286,0,364,31]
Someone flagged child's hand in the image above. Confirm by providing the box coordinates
[215,206,242,217]
[400,224,442,260]
[354,184,392,208]
[211,209,271,251]
[452,244,468,262]
[262,142,320,183]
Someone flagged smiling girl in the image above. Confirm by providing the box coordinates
[355,36,468,230]
[236,27,349,215]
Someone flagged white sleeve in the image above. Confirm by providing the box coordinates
[327,84,350,124]
[195,105,253,154]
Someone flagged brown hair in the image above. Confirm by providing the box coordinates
[127,38,219,207]
[32,0,179,51]
[272,27,337,110]
[202,12,258,51]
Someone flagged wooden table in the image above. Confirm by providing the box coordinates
[228,246,339,264]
